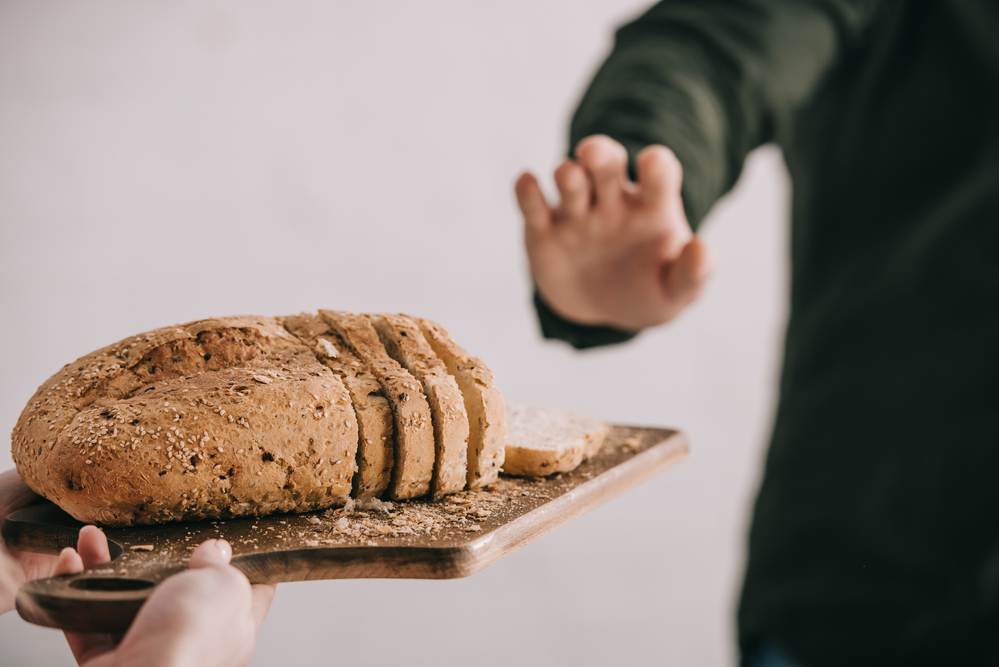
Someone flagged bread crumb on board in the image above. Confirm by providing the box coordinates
[620,435,641,452]
[104,428,660,574]
[225,436,648,551]
[199,475,564,552]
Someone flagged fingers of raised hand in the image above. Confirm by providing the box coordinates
[636,144,683,211]
[553,160,590,220]
[575,135,628,210]
[515,172,553,238]
[660,237,713,318]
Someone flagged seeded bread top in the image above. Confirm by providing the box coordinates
[11,311,513,525]
[11,316,359,525]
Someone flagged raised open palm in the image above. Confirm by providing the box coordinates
[516,135,711,331]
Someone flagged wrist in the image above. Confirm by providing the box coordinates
[533,290,639,350]
[533,274,614,328]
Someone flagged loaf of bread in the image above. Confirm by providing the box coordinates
[10,313,506,525]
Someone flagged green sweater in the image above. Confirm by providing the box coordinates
[534,1,999,664]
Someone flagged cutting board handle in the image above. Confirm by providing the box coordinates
[16,568,180,633]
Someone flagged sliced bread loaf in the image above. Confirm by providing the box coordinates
[418,318,505,488]
[372,314,468,497]
[502,405,610,477]
[13,311,589,526]
[282,313,394,498]
[319,310,435,500]
[12,316,359,525]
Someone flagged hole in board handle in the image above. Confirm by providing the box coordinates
[69,577,155,592]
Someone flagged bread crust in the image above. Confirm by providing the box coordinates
[11,316,358,525]
[502,443,585,477]
[418,318,505,488]
[282,313,394,498]
[319,310,434,500]
[11,312,514,523]
[373,315,468,497]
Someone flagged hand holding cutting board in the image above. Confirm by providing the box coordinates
[1,469,274,667]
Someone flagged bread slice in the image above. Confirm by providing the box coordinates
[282,313,394,498]
[372,314,468,497]
[319,310,434,500]
[417,318,505,488]
[502,405,610,477]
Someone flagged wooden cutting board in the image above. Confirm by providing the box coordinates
[4,425,686,633]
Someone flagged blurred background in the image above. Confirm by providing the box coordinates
[0,1,789,665]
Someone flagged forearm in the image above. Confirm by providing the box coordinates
[569,0,878,227]
[570,41,735,229]
[526,2,884,348]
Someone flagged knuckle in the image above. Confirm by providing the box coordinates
[576,134,626,167]
[514,172,535,194]
[639,145,679,171]
[663,151,682,178]
[575,134,610,153]
[198,565,251,600]
[553,161,579,186]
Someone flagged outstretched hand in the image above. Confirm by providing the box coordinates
[516,135,712,332]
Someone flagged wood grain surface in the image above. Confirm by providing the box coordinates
[5,425,686,633]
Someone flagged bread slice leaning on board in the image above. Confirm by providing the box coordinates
[10,312,608,526]
[502,404,610,477]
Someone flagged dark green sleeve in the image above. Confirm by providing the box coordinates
[537,0,883,349]
[534,291,637,350]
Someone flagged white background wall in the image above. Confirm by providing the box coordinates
[0,2,789,665]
